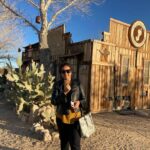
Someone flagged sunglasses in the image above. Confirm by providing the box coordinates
[61,69,71,74]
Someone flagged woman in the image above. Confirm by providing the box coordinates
[52,63,86,150]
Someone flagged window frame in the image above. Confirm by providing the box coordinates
[121,55,130,84]
[143,60,150,85]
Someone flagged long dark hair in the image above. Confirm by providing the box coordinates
[59,62,72,73]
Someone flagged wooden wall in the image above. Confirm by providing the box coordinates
[48,25,66,56]
[90,41,115,112]
[90,18,150,112]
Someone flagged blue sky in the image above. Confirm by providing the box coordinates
[67,0,150,42]
[2,0,150,67]
[23,0,150,45]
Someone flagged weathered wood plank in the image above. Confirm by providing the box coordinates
[90,65,95,111]
[95,65,100,111]
[98,65,102,111]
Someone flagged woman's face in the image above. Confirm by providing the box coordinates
[61,65,72,81]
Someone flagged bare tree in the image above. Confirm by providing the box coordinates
[0,0,105,50]
[0,2,23,50]
[0,2,24,67]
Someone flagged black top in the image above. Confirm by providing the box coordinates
[51,79,87,115]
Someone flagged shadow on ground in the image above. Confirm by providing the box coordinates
[0,100,38,140]
[0,145,18,150]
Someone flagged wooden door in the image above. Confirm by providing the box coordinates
[90,64,114,112]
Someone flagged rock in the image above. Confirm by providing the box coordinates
[41,129,52,142]
[40,106,46,112]
[33,123,41,128]
[47,105,52,109]
[46,116,56,127]
[31,123,52,141]
[31,104,39,114]
[51,132,59,140]
[33,123,45,132]
[42,128,49,132]
[41,107,51,118]
[34,126,44,132]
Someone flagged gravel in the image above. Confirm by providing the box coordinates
[0,100,150,150]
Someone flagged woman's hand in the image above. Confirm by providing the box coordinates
[73,100,80,109]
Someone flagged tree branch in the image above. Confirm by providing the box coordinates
[0,0,40,33]
[48,0,77,28]
[75,5,90,16]
[27,0,40,10]
[45,0,53,11]
[0,55,14,59]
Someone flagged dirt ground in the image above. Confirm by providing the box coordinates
[0,100,150,150]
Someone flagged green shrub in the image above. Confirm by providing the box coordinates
[6,58,55,115]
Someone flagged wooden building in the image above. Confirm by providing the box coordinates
[22,18,150,113]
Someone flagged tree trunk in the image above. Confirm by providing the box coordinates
[39,27,49,49]
[39,26,51,73]
[39,1,49,49]
[39,28,51,72]
[39,2,51,72]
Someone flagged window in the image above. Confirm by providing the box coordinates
[144,60,150,84]
[121,56,129,84]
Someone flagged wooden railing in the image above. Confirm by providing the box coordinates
[22,51,40,61]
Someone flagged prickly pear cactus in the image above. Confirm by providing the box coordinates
[5,58,56,131]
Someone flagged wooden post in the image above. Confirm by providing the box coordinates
[133,48,138,109]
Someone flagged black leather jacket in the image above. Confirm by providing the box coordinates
[51,79,87,115]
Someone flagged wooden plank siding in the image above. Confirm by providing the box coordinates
[90,64,114,112]
[89,18,150,112]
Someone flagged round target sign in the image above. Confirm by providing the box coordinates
[128,21,147,48]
